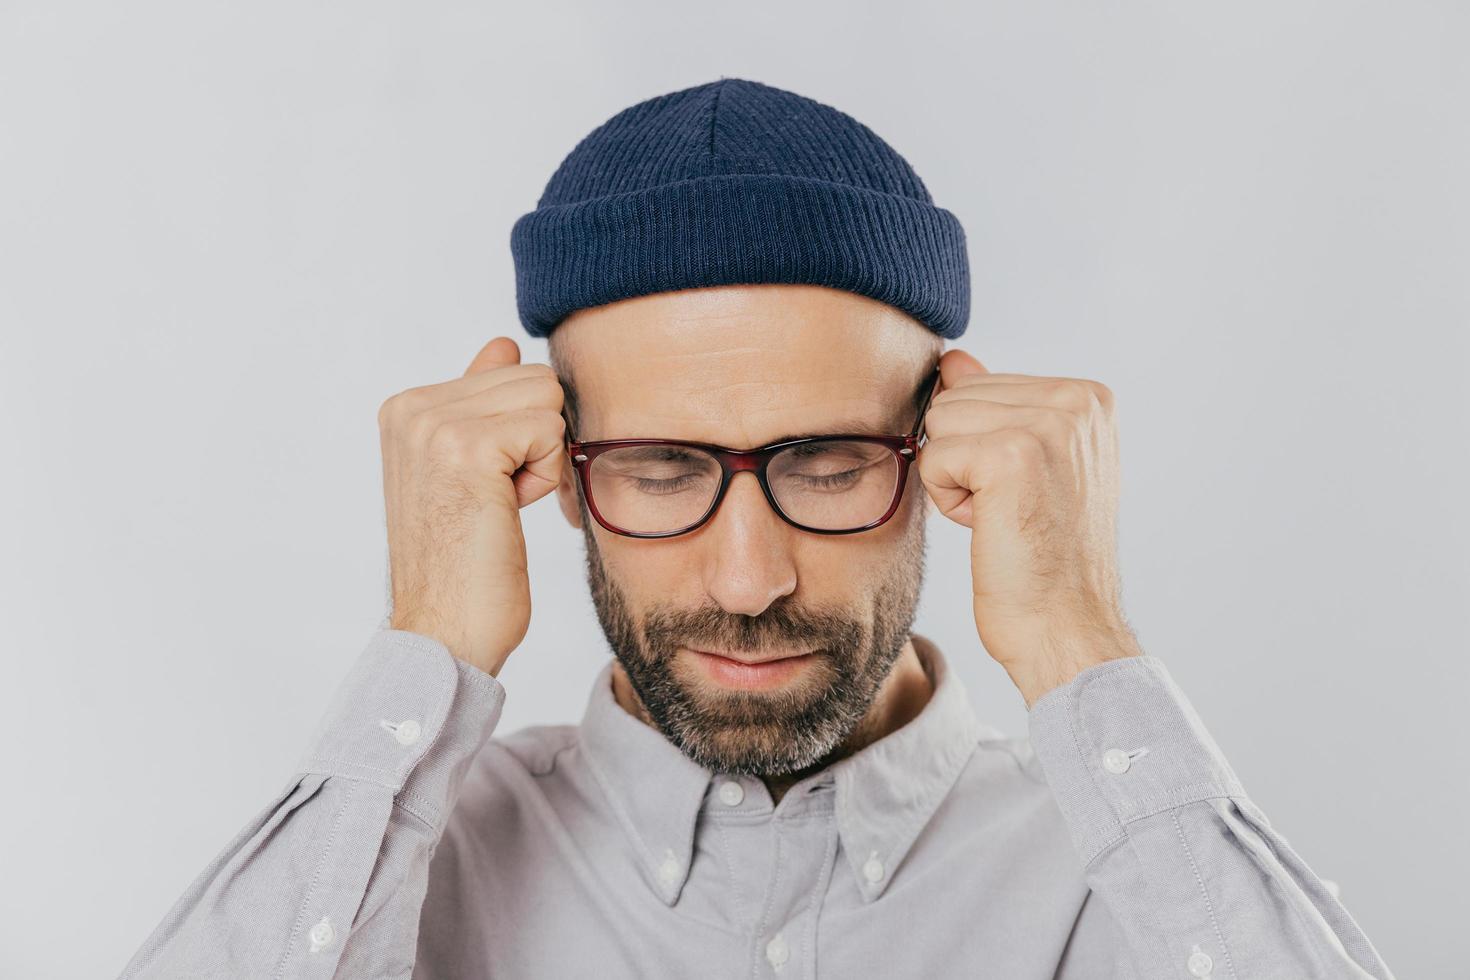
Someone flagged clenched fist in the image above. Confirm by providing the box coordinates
[916,349,1143,708]
[377,337,566,676]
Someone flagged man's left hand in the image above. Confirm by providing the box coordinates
[916,349,1143,709]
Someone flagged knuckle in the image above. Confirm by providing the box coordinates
[379,386,429,428]
[427,418,477,462]
[378,392,404,429]
[916,442,943,479]
[999,427,1046,465]
[532,373,566,405]
[408,409,441,446]
[501,372,564,412]
[1046,378,1092,414]
[1042,405,1082,443]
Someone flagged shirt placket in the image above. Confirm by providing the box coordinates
[744,779,840,979]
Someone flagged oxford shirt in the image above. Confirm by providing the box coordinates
[118,629,1396,979]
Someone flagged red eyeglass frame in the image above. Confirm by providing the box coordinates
[562,365,943,539]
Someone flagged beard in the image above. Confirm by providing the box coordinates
[576,489,928,778]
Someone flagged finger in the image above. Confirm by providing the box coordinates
[938,372,1071,392]
[421,373,566,428]
[392,362,560,417]
[916,427,1039,527]
[923,398,1074,441]
[430,409,568,508]
[934,381,1097,412]
[465,336,520,376]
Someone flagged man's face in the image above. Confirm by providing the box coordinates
[552,284,939,778]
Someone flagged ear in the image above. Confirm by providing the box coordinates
[556,456,583,530]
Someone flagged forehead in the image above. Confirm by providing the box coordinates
[555,284,936,448]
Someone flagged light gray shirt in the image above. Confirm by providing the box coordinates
[118,629,1396,979]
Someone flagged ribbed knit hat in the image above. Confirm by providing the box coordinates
[510,77,970,340]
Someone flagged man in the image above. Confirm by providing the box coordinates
[120,77,1396,979]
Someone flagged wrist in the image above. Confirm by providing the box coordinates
[1010,627,1143,710]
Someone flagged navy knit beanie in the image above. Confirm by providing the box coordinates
[510,77,969,340]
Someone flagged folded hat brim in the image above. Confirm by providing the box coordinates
[510,172,970,340]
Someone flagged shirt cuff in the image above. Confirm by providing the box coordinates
[1026,655,1248,867]
[295,629,507,804]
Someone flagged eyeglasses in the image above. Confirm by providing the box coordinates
[563,366,942,538]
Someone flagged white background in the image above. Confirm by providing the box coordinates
[2,2,1465,977]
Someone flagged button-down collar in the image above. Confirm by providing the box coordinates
[576,632,989,906]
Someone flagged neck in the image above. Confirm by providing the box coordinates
[611,637,936,806]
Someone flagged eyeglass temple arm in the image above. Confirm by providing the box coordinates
[560,380,578,447]
[911,365,942,446]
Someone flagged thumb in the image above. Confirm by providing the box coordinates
[465,336,521,377]
[937,347,988,392]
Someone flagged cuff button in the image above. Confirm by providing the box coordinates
[380,718,422,746]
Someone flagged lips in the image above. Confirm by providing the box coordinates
[686,647,819,691]
[690,648,813,665]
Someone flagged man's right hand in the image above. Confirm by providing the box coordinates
[377,336,567,677]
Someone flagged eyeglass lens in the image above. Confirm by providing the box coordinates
[585,441,902,534]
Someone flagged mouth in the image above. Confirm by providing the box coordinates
[690,647,813,665]
[684,647,820,690]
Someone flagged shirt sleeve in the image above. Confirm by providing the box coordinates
[1027,655,1398,980]
[117,628,506,980]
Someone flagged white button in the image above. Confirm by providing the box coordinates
[765,933,789,969]
[862,851,885,883]
[718,780,745,806]
[1102,748,1131,774]
[657,849,680,886]
[381,718,422,745]
[308,916,335,952]
[1187,947,1214,976]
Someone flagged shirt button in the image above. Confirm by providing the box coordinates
[1187,948,1214,976]
[765,933,789,969]
[657,849,680,886]
[380,718,422,745]
[308,917,335,952]
[718,780,745,806]
[863,851,885,883]
[1102,748,1131,774]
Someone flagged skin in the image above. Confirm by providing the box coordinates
[378,281,1142,807]
[549,284,943,804]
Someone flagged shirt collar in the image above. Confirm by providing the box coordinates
[576,632,989,906]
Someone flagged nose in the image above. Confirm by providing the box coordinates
[700,471,797,617]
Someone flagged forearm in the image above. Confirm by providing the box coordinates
[118,629,505,980]
[1031,655,1397,979]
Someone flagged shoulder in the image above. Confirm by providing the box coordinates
[946,720,1054,792]
[887,727,1090,913]
[975,730,1052,788]
[459,721,583,806]
[950,730,1075,846]
[434,722,582,845]
[483,721,582,776]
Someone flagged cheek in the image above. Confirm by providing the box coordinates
[792,539,891,601]
[599,538,704,601]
